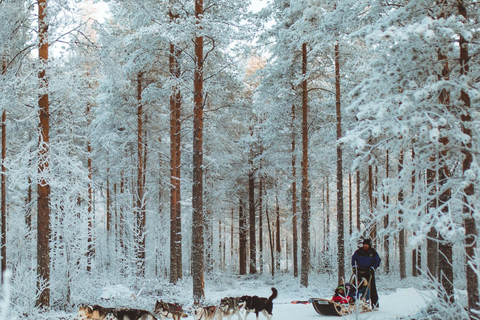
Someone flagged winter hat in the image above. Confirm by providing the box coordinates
[363,239,372,246]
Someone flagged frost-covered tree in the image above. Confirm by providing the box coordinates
[344,0,480,316]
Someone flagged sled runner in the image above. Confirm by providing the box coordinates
[310,271,373,316]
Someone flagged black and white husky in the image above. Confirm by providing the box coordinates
[192,302,221,320]
[237,287,278,320]
[154,300,186,320]
[219,297,243,320]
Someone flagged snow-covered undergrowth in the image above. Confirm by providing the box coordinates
[2,270,472,319]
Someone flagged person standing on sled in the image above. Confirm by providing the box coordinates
[352,239,381,309]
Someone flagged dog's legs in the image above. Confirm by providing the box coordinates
[261,310,272,320]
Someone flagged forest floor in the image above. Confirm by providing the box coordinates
[21,271,455,319]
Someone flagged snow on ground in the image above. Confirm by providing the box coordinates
[275,288,429,320]
[24,273,434,319]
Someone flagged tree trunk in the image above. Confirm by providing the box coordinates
[136,72,146,276]
[291,105,298,278]
[36,0,51,308]
[411,147,421,277]
[300,42,310,287]
[368,165,375,239]
[1,109,6,282]
[86,104,94,273]
[458,1,479,314]
[275,195,280,272]
[192,0,205,301]
[106,166,111,233]
[259,177,264,274]
[348,174,352,236]
[169,34,182,283]
[398,150,406,279]
[249,170,256,274]
[437,10,454,300]
[325,178,329,253]
[427,165,438,280]
[239,199,247,275]
[335,40,345,285]
[230,208,234,264]
[265,201,274,277]
[218,218,222,268]
[356,171,360,232]
[384,150,390,274]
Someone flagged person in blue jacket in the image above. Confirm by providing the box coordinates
[352,239,381,309]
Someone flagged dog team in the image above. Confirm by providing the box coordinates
[78,287,278,320]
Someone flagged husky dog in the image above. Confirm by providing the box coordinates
[154,300,186,320]
[237,288,278,320]
[192,302,221,320]
[219,297,242,320]
[78,304,115,320]
[104,308,157,320]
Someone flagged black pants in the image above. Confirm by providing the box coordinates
[358,269,378,307]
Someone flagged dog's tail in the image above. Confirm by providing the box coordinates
[269,287,278,302]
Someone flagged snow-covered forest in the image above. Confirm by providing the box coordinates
[0,0,479,319]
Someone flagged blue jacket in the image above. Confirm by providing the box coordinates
[352,247,381,271]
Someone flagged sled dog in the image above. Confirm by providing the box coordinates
[238,287,278,320]
[154,300,186,320]
[219,297,243,320]
[104,308,156,320]
[192,302,221,320]
[78,304,115,320]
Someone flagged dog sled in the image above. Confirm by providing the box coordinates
[310,271,373,316]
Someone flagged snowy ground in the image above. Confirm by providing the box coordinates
[23,273,435,319]
[273,288,428,320]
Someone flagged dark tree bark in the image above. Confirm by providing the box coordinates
[86,103,94,273]
[169,26,182,283]
[348,174,352,236]
[437,6,454,300]
[324,178,329,253]
[192,0,205,301]
[249,170,256,274]
[368,165,375,240]
[291,105,298,278]
[239,199,247,275]
[218,218,222,268]
[136,72,146,276]
[411,147,421,277]
[259,177,264,274]
[458,1,479,315]
[356,171,360,232]
[427,165,438,280]
[398,150,406,279]
[106,166,111,233]
[300,42,310,287]
[275,195,280,272]
[384,150,390,274]
[36,0,51,308]
[335,41,345,284]
[265,200,274,277]
[1,109,5,282]
[230,208,234,263]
